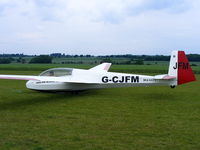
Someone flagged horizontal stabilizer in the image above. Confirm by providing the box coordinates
[154,74,176,80]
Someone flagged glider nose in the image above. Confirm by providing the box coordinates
[26,80,35,89]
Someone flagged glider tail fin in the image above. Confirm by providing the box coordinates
[168,51,196,86]
[89,63,112,72]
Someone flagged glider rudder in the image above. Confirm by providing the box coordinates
[177,51,196,85]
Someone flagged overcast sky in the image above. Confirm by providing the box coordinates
[0,0,200,55]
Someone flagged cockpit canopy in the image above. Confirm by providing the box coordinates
[39,68,73,77]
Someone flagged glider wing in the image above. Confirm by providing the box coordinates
[0,75,100,84]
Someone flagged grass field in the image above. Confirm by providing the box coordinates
[0,64,200,150]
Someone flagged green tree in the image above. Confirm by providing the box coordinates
[135,59,144,65]
[29,55,52,64]
[0,58,11,64]
[100,58,112,63]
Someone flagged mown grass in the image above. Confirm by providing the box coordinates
[0,66,200,150]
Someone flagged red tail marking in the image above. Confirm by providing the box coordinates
[178,51,196,85]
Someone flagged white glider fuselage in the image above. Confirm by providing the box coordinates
[26,68,176,91]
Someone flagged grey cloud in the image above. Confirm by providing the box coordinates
[33,0,57,8]
[32,0,62,21]
[144,0,191,13]
[128,0,191,15]
[0,2,15,15]
[0,0,200,55]
[91,0,191,24]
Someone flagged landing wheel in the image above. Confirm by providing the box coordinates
[170,85,176,88]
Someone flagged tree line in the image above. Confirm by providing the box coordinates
[0,53,200,64]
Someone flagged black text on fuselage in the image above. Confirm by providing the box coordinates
[102,76,139,83]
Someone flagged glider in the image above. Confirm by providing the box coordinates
[0,51,196,91]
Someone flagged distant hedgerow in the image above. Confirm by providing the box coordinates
[0,58,11,64]
[29,55,52,64]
